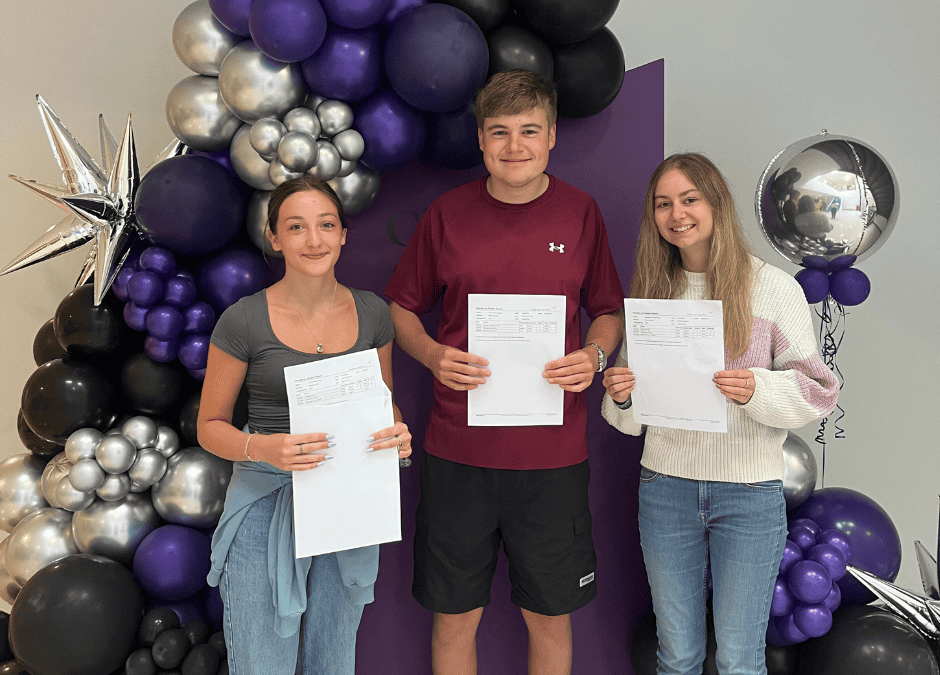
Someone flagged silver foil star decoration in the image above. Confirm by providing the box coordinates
[846,564,940,640]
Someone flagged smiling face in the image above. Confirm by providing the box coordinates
[653,168,715,271]
[478,106,556,204]
[268,189,346,277]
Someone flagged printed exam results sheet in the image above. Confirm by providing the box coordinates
[625,298,728,432]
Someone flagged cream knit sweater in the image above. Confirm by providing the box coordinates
[601,256,839,483]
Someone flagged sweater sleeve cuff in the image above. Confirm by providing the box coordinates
[614,397,633,410]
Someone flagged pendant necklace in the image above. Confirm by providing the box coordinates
[291,279,338,354]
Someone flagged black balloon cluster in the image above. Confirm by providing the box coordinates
[127,607,228,675]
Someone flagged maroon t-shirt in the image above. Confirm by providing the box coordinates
[385,176,623,469]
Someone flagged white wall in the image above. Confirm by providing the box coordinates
[1,0,937,593]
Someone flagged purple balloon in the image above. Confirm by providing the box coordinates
[774,613,809,645]
[151,595,209,626]
[779,539,804,575]
[792,603,833,638]
[123,302,150,331]
[808,543,847,582]
[190,149,240,182]
[355,88,427,169]
[829,267,870,306]
[208,0,253,36]
[794,487,900,605]
[134,525,212,602]
[788,560,832,604]
[385,4,489,113]
[320,0,392,29]
[175,269,195,282]
[427,103,483,170]
[139,246,178,279]
[828,254,857,273]
[146,305,186,341]
[250,0,328,63]
[794,268,829,304]
[135,156,246,257]
[127,270,165,307]
[197,246,275,314]
[189,368,207,381]
[204,585,224,631]
[112,266,136,301]
[144,336,181,363]
[770,575,794,617]
[823,580,842,612]
[301,26,383,102]
[184,301,217,334]
[788,523,817,552]
[801,255,829,271]
[789,517,821,537]
[382,0,426,26]
[817,528,853,563]
[766,614,793,647]
[179,334,211,371]
[163,276,198,309]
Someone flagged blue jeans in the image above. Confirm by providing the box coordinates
[638,468,787,675]
[220,492,364,675]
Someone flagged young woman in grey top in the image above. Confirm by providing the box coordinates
[197,177,412,675]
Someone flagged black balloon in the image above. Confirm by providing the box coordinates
[152,628,190,670]
[126,647,158,675]
[0,661,31,674]
[54,284,131,357]
[122,353,186,415]
[9,554,145,675]
[437,0,509,33]
[207,632,226,658]
[181,644,220,675]
[487,24,553,81]
[799,605,939,675]
[183,621,210,646]
[32,318,67,366]
[140,607,182,647]
[21,358,118,444]
[16,409,61,461]
[514,0,619,44]
[427,104,484,170]
[0,612,10,663]
[179,387,248,447]
[553,27,624,119]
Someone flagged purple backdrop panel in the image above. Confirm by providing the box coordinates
[338,59,664,675]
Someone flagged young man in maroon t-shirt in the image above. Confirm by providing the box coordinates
[385,70,624,675]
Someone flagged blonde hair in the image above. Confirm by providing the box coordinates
[475,69,557,129]
[631,153,756,358]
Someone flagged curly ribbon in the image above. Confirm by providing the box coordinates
[815,295,847,487]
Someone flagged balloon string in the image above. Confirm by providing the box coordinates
[814,296,848,487]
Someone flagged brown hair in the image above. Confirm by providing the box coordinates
[475,69,557,129]
[266,176,347,235]
[631,153,756,358]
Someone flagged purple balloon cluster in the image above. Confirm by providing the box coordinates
[795,254,872,306]
[767,517,853,647]
[113,246,216,379]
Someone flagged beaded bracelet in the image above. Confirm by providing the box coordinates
[244,432,259,462]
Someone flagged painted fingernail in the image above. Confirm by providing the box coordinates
[366,436,375,442]
[326,434,335,440]
[322,455,334,461]
[328,442,336,448]
[365,448,374,453]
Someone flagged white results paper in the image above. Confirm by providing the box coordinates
[467,293,565,426]
[625,298,728,433]
[284,348,400,558]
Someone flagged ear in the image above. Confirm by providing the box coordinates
[266,224,282,252]
[548,124,556,151]
[340,228,347,246]
[478,127,485,152]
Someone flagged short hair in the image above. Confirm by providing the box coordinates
[266,176,347,235]
[475,69,557,129]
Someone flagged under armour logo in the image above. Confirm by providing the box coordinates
[549,242,565,253]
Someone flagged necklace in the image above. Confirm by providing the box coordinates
[290,279,338,354]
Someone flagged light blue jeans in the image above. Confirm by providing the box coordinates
[220,492,364,675]
[638,467,787,675]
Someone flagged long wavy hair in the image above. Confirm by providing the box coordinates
[631,153,756,358]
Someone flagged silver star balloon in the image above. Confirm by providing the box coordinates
[915,539,940,600]
[846,564,940,640]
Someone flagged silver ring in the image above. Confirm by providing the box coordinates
[299,443,305,454]
[743,378,749,389]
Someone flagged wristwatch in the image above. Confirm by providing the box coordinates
[587,342,607,372]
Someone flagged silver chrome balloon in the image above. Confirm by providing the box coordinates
[72,493,162,565]
[304,93,326,112]
[64,428,104,463]
[307,141,341,181]
[0,538,21,605]
[166,75,242,152]
[329,163,381,215]
[173,0,241,76]
[129,480,149,493]
[95,434,137,474]
[269,157,304,186]
[332,129,365,161]
[0,454,49,532]
[249,118,287,161]
[68,458,106,493]
[316,100,354,137]
[151,447,233,527]
[5,507,78,586]
[96,473,131,502]
[335,159,357,179]
[40,452,71,511]
[55,476,96,512]
[756,133,900,265]
[782,432,817,511]
[105,427,125,436]
[219,42,307,123]
[284,107,321,137]
[122,416,159,449]
[246,190,282,258]
[128,449,168,488]
[277,131,319,172]
[156,426,181,459]
[230,123,276,191]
